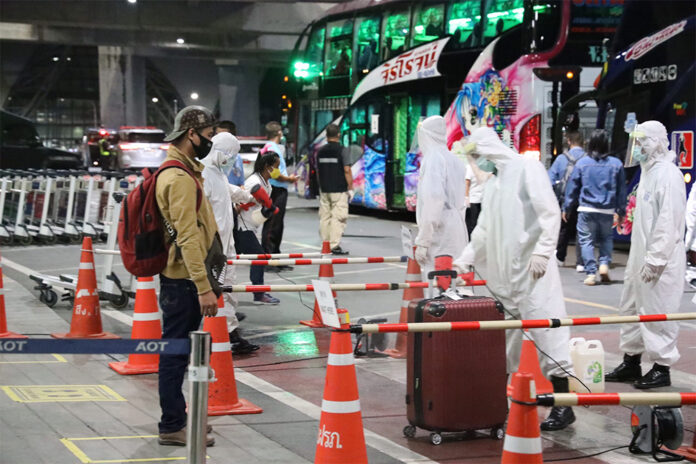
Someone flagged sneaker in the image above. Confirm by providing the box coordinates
[158,427,215,447]
[634,364,671,389]
[576,265,585,273]
[583,274,596,286]
[540,406,576,431]
[229,329,260,355]
[331,246,349,255]
[605,354,642,382]
[599,264,610,282]
[253,293,280,305]
[689,278,696,290]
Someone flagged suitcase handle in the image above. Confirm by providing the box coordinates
[426,270,458,280]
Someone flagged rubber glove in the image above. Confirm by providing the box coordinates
[415,245,428,266]
[453,245,475,274]
[348,189,355,202]
[528,254,549,280]
[640,263,663,283]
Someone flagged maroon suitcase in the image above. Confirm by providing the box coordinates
[405,291,508,445]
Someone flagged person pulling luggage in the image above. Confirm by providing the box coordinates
[453,127,576,431]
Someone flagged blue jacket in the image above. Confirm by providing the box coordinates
[548,146,585,185]
[563,155,627,215]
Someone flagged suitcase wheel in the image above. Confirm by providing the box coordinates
[403,425,416,439]
[490,426,505,440]
[429,432,443,445]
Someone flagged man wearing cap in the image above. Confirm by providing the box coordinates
[156,106,219,446]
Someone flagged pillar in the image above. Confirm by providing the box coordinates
[218,64,261,136]
[98,46,146,128]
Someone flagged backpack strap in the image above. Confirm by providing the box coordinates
[153,160,202,212]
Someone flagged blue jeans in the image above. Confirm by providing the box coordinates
[576,212,614,275]
[158,275,202,434]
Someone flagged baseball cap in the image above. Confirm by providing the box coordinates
[163,105,216,142]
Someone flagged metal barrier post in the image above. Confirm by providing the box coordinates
[100,193,122,296]
[187,331,211,463]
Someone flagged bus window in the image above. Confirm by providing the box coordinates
[325,19,353,77]
[412,3,445,46]
[354,16,381,77]
[295,25,325,80]
[448,1,482,48]
[483,0,524,43]
[314,110,333,137]
[382,9,411,60]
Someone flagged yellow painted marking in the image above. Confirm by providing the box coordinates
[0,353,68,364]
[61,435,207,463]
[1,385,126,403]
[564,297,618,312]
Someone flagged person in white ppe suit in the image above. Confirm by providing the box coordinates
[684,186,696,288]
[453,127,575,431]
[414,116,469,280]
[605,121,686,389]
[202,132,259,355]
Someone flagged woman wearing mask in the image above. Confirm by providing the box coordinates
[202,132,259,354]
[236,151,281,305]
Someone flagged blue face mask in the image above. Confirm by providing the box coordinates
[476,157,496,173]
[632,145,648,164]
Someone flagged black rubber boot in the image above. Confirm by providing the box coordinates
[634,363,671,389]
[605,353,642,382]
[540,376,576,431]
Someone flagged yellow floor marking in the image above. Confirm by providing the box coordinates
[564,297,619,312]
[1,385,127,403]
[0,353,68,364]
[61,435,195,463]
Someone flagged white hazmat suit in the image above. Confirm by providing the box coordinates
[684,186,696,284]
[414,116,469,279]
[202,133,254,333]
[619,121,686,366]
[453,127,573,378]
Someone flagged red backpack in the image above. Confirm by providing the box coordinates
[118,160,202,277]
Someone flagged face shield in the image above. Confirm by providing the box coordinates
[624,129,647,167]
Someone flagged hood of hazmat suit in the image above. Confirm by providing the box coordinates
[455,127,572,377]
[414,115,469,275]
[202,132,253,254]
[619,120,686,366]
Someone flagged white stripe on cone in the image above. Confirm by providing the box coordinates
[319,276,333,281]
[137,280,157,290]
[212,342,232,352]
[132,312,161,322]
[406,273,421,281]
[327,353,355,366]
[321,399,361,414]
[503,435,542,454]
[79,263,94,269]
[402,300,411,308]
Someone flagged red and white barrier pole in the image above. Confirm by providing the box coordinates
[226,256,407,266]
[536,392,696,407]
[350,312,696,334]
[232,252,322,259]
[222,282,429,293]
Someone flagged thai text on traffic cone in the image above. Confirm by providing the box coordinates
[508,331,553,396]
[501,372,543,464]
[203,315,263,416]
[385,247,423,359]
[434,254,453,291]
[315,309,367,464]
[51,237,118,339]
[0,251,26,339]
[109,277,160,374]
[300,241,335,328]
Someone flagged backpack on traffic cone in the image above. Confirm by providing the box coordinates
[109,276,161,374]
[203,315,263,416]
[51,237,118,339]
[0,251,26,339]
[384,247,423,359]
[502,372,543,463]
[511,332,553,395]
[314,309,367,464]
[300,241,335,328]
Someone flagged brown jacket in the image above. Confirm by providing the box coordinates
[155,145,218,294]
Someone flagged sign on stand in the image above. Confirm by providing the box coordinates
[312,280,340,328]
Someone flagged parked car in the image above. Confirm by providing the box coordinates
[238,136,267,178]
[114,126,168,169]
[81,127,118,167]
[0,110,83,169]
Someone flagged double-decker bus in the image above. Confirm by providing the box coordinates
[285,0,623,211]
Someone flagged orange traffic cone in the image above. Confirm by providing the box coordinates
[315,308,367,464]
[384,247,423,359]
[501,372,543,463]
[109,277,161,374]
[0,251,25,339]
[52,237,118,339]
[300,241,335,328]
[512,332,553,395]
[203,315,263,416]
[434,254,453,291]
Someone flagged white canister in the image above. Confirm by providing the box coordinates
[569,338,605,393]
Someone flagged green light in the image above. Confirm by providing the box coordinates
[274,331,319,357]
[415,25,425,33]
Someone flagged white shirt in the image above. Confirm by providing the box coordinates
[237,172,271,238]
[465,164,485,204]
